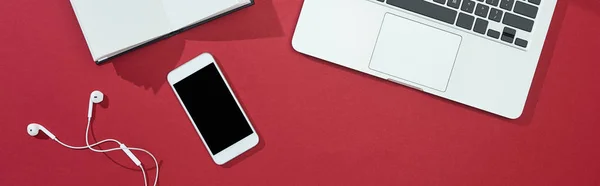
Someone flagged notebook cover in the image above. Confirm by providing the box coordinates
[95,0,255,64]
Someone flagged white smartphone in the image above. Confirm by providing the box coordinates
[167,53,259,165]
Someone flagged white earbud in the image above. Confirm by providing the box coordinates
[27,123,56,140]
[88,90,104,120]
[28,90,159,186]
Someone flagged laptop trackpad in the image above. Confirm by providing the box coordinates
[369,14,462,92]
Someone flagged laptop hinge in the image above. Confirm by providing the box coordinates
[387,78,424,91]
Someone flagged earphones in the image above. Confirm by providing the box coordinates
[27,123,56,140]
[27,90,158,186]
[88,90,103,120]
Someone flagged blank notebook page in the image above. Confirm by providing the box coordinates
[162,0,241,30]
[71,0,171,60]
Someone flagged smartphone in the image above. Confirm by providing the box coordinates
[167,53,259,165]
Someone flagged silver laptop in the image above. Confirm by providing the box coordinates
[292,0,556,119]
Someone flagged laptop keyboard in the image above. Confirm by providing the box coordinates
[375,0,539,48]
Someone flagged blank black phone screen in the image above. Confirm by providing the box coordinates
[174,63,254,155]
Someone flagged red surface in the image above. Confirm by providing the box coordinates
[1,0,599,185]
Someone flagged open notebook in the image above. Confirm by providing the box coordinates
[70,0,253,64]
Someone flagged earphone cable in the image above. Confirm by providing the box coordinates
[29,90,159,186]
[140,164,148,186]
[85,119,122,153]
[130,147,159,186]
[50,119,159,186]
[54,138,122,150]
[83,119,159,186]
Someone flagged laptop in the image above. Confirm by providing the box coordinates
[292,0,557,119]
[70,0,254,64]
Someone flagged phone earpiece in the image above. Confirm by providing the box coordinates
[27,123,56,140]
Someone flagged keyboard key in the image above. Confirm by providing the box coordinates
[514,1,538,19]
[461,0,476,13]
[387,0,459,25]
[488,8,503,22]
[473,18,488,34]
[501,27,516,43]
[503,12,534,32]
[456,13,475,30]
[487,29,500,38]
[486,0,500,6]
[447,0,462,9]
[434,0,447,4]
[476,0,484,2]
[500,0,515,10]
[515,38,528,47]
[475,4,490,17]
[528,0,540,5]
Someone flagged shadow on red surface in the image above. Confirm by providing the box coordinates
[110,0,284,93]
[571,0,600,17]
[511,0,569,125]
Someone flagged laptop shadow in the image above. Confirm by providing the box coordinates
[510,0,569,125]
[441,0,569,124]
[109,0,284,93]
[570,0,600,17]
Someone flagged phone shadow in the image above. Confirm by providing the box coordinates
[221,136,266,168]
[215,77,267,169]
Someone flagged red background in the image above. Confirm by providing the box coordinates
[1,0,600,185]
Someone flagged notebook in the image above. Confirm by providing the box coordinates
[70,0,254,64]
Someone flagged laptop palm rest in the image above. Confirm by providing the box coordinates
[369,13,462,92]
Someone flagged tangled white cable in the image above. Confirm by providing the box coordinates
[26,90,159,186]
